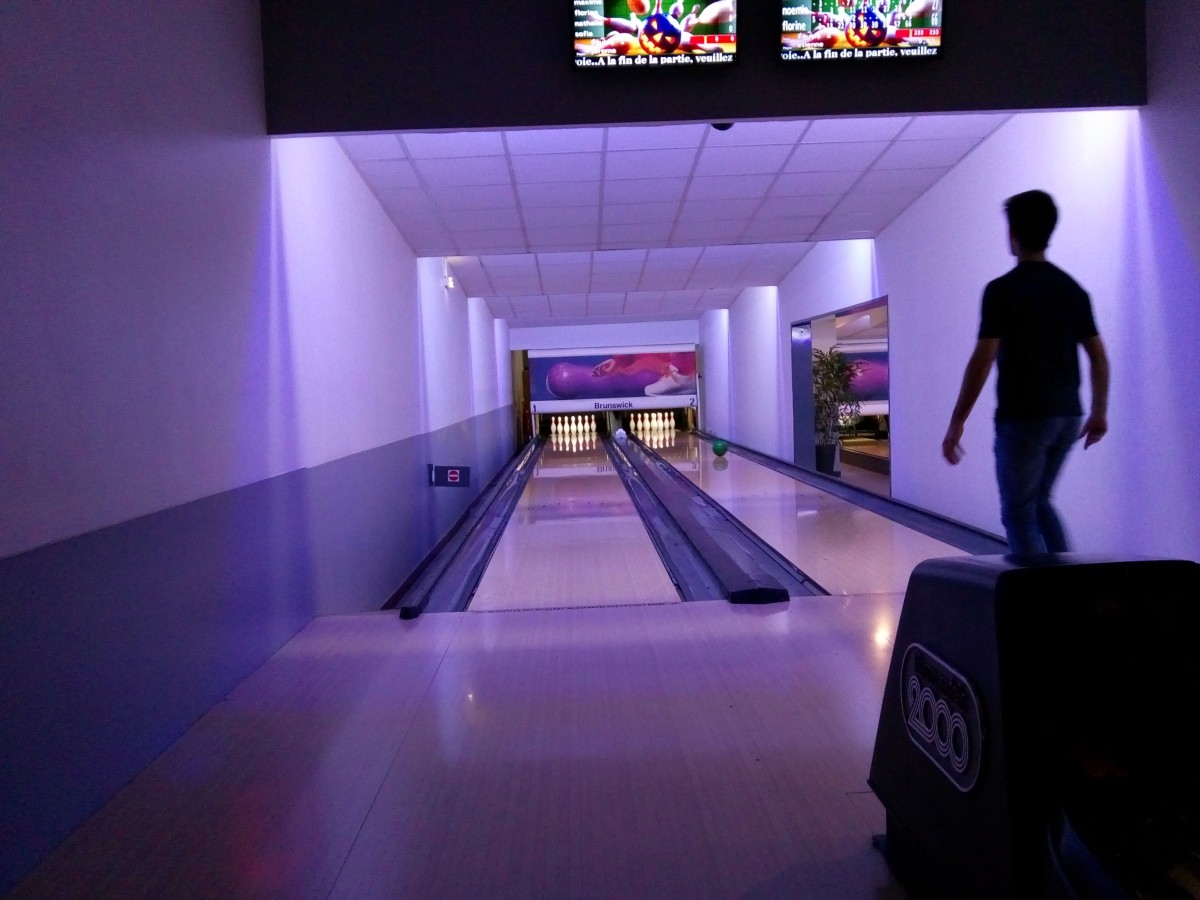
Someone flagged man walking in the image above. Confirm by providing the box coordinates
[942,190,1110,554]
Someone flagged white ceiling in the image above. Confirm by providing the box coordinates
[335,112,1010,326]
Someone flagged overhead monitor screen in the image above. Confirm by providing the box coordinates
[575,0,737,68]
[781,0,941,61]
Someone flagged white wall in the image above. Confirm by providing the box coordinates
[698,310,731,435]
[774,240,878,462]
[273,137,425,468]
[880,109,1200,559]
[510,319,699,350]
[468,297,510,415]
[727,286,785,457]
[417,257,475,432]
[0,3,508,561]
[0,2,269,559]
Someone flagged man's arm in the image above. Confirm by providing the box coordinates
[1079,334,1109,448]
[942,338,999,464]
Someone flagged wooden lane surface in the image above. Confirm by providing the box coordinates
[14,596,910,899]
[661,433,967,595]
[468,438,681,611]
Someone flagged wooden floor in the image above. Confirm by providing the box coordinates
[12,431,966,899]
[14,599,910,900]
[471,438,680,611]
[661,434,966,595]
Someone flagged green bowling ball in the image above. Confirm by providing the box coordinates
[712,440,729,457]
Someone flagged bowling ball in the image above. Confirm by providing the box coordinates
[639,13,683,54]
[712,440,729,456]
[846,7,886,47]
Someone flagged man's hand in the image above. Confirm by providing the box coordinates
[1080,413,1107,449]
[942,423,965,464]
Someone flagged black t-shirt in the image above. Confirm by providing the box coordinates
[978,261,1099,421]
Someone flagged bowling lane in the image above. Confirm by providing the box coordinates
[654,432,968,595]
[469,435,681,611]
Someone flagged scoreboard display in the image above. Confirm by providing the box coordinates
[575,0,737,68]
[781,0,941,61]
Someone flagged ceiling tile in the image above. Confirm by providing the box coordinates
[770,171,861,195]
[606,123,708,151]
[536,251,592,266]
[599,222,674,244]
[480,253,536,268]
[594,248,648,266]
[415,156,513,186]
[785,142,888,172]
[441,207,523,230]
[403,131,505,158]
[512,152,602,183]
[337,134,406,161]
[427,183,517,210]
[522,206,601,228]
[647,246,704,267]
[488,275,544,295]
[695,145,793,176]
[356,159,422,189]
[756,194,840,218]
[687,174,776,200]
[603,202,679,224]
[855,166,949,193]
[377,186,437,213]
[900,113,1010,140]
[606,148,698,180]
[504,127,606,154]
[682,198,760,220]
[518,181,602,206]
[603,177,688,203]
[831,190,915,217]
[803,116,911,143]
[405,234,456,254]
[703,120,811,146]
[741,218,823,242]
[873,138,978,169]
[333,115,1001,323]
[453,229,527,252]
[525,225,599,246]
[540,270,592,293]
[671,220,746,243]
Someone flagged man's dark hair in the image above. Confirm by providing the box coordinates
[1004,189,1058,252]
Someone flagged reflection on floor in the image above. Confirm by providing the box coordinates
[14,430,965,899]
[15,599,911,899]
[838,461,891,496]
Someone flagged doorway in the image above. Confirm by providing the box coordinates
[791,297,890,496]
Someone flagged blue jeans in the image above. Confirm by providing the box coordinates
[994,416,1081,555]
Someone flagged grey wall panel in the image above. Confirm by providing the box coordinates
[0,405,515,893]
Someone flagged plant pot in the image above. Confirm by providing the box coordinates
[815,444,839,475]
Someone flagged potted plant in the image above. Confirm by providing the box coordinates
[812,346,864,475]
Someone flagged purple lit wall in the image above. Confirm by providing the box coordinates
[699,309,732,435]
[881,106,1200,560]
[0,4,514,891]
[774,240,877,461]
[0,2,270,559]
[728,287,786,456]
[766,65,1198,560]
[271,137,425,467]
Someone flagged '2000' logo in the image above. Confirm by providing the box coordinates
[900,643,983,792]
